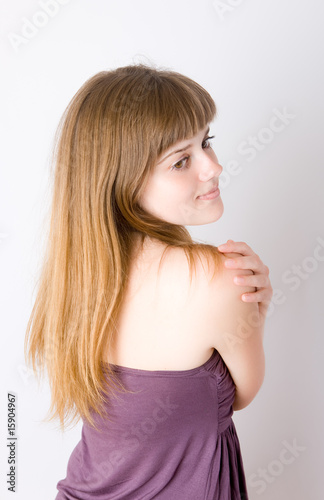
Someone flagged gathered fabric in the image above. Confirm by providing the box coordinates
[55,349,248,499]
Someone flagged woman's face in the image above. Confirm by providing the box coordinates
[139,125,224,226]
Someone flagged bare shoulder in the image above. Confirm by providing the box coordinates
[200,250,258,340]
[173,247,260,346]
[155,245,248,287]
[201,250,265,410]
[155,243,222,288]
[154,245,265,409]
[153,244,256,312]
[149,243,224,309]
[173,247,255,288]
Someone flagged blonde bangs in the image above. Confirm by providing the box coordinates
[152,72,217,158]
[96,64,216,166]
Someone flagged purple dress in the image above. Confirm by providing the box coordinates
[55,349,248,499]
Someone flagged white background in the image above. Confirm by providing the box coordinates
[1,0,323,499]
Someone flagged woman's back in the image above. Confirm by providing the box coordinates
[105,234,264,413]
[55,237,257,499]
[105,235,228,371]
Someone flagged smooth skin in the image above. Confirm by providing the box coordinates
[139,125,273,316]
[116,126,273,410]
[216,241,273,410]
[217,239,273,320]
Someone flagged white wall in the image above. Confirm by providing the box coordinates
[1,0,323,499]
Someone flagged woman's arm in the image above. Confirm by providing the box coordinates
[206,252,266,411]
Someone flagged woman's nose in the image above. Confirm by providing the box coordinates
[198,155,223,182]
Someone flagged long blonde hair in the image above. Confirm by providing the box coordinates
[24,64,223,431]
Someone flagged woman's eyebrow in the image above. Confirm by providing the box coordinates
[157,126,210,165]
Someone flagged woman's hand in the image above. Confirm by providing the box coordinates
[217,239,273,319]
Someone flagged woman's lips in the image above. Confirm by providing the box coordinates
[197,186,220,200]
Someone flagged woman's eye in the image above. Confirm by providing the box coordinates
[171,156,189,172]
[202,135,215,149]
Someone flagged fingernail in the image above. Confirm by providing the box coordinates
[234,277,244,284]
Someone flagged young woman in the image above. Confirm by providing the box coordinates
[25,64,272,499]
